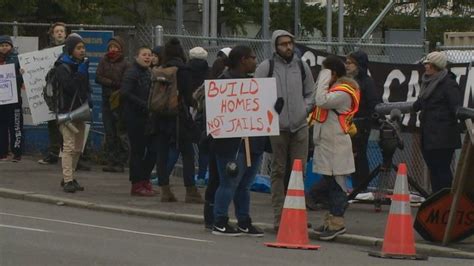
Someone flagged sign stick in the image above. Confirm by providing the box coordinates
[244,137,251,167]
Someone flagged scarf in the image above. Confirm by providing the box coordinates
[420,69,447,100]
[106,51,122,62]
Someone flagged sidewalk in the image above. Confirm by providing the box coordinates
[1,155,473,259]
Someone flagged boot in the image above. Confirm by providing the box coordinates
[185,186,204,204]
[319,215,346,241]
[203,201,214,230]
[160,185,177,202]
[313,213,331,235]
[131,181,155,197]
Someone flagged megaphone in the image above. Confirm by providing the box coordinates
[57,103,92,134]
[374,101,415,115]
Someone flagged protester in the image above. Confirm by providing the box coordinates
[151,46,162,68]
[211,45,264,237]
[413,51,461,194]
[0,35,24,162]
[254,30,315,231]
[311,56,360,240]
[210,47,230,79]
[344,50,380,189]
[55,34,91,193]
[37,22,66,165]
[152,38,203,203]
[96,37,129,173]
[121,46,156,197]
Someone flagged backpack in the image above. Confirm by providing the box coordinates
[148,66,179,116]
[267,58,306,83]
[43,64,70,113]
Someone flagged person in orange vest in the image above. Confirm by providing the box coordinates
[308,55,360,240]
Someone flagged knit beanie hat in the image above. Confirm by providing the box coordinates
[423,51,447,69]
[189,46,208,60]
[65,33,84,55]
[0,35,13,47]
[107,38,123,51]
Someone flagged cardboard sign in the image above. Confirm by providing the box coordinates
[0,64,18,105]
[205,77,279,138]
[18,46,64,124]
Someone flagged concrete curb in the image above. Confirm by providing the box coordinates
[1,188,473,259]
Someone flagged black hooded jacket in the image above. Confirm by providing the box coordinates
[349,51,381,119]
[187,58,209,93]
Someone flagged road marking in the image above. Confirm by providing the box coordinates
[0,224,49,233]
[0,212,212,243]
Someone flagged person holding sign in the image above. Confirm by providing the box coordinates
[254,30,315,231]
[211,45,264,237]
[0,35,24,162]
[311,56,360,240]
[55,34,91,193]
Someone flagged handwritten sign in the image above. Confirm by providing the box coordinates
[0,64,18,105]
[205,78,279,138]
[18,46,64,124]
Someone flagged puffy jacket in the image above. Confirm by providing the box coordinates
[120,61,151,117]
[95,36,129,98]
[55,54,91,114]
[413,71,462,150]
[255,30,315,132]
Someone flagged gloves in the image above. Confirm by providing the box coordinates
[274,97,284,115]
[77,58,90,75]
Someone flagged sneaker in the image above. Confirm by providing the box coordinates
[238,224,264,237]
[319,227,346,241]
[212,223,242,237]
[60,179,84,191]
[11,155,21,162]
[38,154,58,165]
[313,225,327,235]
[63,181,77,193]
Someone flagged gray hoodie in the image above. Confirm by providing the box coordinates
[255,30,315,132]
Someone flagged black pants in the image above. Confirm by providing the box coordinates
[422,148,454,194]
[47,120,62,156]
[102,96,127,166]
[155,132,194,186]
[351,121,371,189]
[126,114,155,184]
[0,104,23,157]
[204,150,220,202]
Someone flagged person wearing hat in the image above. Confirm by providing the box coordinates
[96,36,129,173]
[413,51,462,194]
[54,34,91,193]
[0,35,24,162]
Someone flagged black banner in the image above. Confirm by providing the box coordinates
[297,45,474,128]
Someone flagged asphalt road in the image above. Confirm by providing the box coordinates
[0,198,472,266]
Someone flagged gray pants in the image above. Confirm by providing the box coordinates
[270,127,309,227]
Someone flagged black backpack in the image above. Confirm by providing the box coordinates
[43,64,70,113]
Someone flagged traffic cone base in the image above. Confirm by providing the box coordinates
[264,159,320,250]
[369,163,427,260]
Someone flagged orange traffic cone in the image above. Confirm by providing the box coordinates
[264,159,320,250]
[369,163,427,260]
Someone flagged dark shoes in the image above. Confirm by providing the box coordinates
[38,153,58,165]
[212,222,242,237]
[319,227,346,241]
[237,224,264,237]
[61,179,84,193]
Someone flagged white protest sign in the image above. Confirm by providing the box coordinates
[18,45,64,124]
[0,64,18,105]
[205,77,279,138]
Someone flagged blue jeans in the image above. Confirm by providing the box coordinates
[323,175,348,217]
[197,150,209,180]
[213,152,263,224]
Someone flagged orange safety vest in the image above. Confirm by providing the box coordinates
[308,82,360,134]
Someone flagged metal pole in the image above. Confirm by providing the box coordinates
[210,0,218,40]
[420,0,426,42]
[359,0,395,42]
[294,0,300,38]
[263,0,271,58]
[326,0,332,53]
[13,21,18,37]
[203,0,210,37]
[338,0,344,55]
[155,25,164,46]
[176,0,183,35]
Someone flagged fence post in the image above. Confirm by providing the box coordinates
[424,41,430,55]
[436,41,442,51]
[13,21,18,37]
[154,25,163,46]
[127,28,136,61]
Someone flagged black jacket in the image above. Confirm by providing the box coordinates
[211,69,266,157]
[413,72,462,150]
[350,51,381,120]
[55,56,91,114]
[187,58,209,94]
[121,61,151,117]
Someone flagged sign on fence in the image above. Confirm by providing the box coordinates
[205,77,279,138]
[18,46,63,124]
[0,64,18,105]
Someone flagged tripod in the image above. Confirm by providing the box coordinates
[347,115,430,209]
